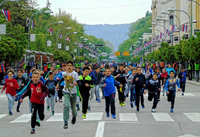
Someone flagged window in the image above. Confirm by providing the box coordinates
[169,15,174,25]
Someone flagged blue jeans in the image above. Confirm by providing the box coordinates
[15,90,21,108]
[6,94,14,112]
[95,85,100,100]
[125,84,130,97]
[55,90,58,100]
[130,88,136,103]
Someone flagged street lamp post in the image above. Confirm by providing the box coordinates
[149,28,163,50]
[168,8,192,37]
[161,12,181,43]
[56,27,71,45]
[64,31,77,52]
[152,22,167,39]
[45,21,64,53]
[28,10,53,50]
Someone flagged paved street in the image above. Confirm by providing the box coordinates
[0,82,200,137]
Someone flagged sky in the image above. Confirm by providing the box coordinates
[37,0,152,25]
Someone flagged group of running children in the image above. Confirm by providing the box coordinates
[1,61,188,134]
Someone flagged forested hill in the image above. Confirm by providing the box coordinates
[84,24,130,51]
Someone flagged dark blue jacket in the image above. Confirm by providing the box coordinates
[94,71,104,85]
[100,75,120,96]
[178,71,187,82]
[89,71,97,83]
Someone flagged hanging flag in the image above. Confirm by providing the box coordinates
[31,21,35,29]
[2,9,11,21]
[182,25,185,32]
[48,28,53,35]
[66,37,70,42]
[160,32,162,39]
[59,33,63,39]
[185,25,188,33]
[26,17,30,27]
[171,25,174,31]
[156,35,159,40]
[174,25,178,32]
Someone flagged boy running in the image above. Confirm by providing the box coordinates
[1,69,19,115]
[15,69,26,112]
[133,67,146,112]
[178,68,187,96]
[165,71,180,113]
[20,71,49,134]
[100,67,122,119]
[127,68,137,108]
[146,73,161,113]
[45,72,57,115]
[57,60,79,129]
[77,66,94,119]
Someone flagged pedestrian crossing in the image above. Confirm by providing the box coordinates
[152,113,174,122]
[1,112,200,123]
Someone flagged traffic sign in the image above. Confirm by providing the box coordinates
[123,52,129,56]
[95,44,104,46]
[115,52,120,56]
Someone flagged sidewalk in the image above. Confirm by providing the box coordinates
[187,79,200,86]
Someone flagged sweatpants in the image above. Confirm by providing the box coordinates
[105,93,115,115]
[148,92,158,109]
[117,85,125,103]
[80,91,90,114]
[6,94,14,112]
[180,82,186,93]
[63,92,76,122]
[135,86,144,110]
[167,90,176,109]
[58,86,64,100]
[46,95,55,111]
[31,103,45,129]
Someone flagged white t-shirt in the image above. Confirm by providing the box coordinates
[62,71,79,94]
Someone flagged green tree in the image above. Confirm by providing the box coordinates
[0,37,25,63]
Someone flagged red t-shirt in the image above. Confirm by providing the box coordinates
[3,79,19,96]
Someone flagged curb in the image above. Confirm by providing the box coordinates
[187,80,200,86]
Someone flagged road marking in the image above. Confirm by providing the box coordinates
[184,113,200,122]
[0,114,7,119]
[152,113,174,122]
[46,113,63,122]
[119,113,138,121]
[95,122,105,137]
[183,93,195,96]
[0,94,6,98]
[178,134,199,137]
[10,114,31,123]
[83,112,103,121]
